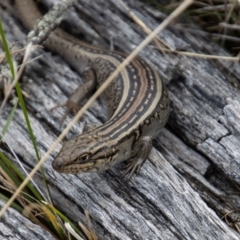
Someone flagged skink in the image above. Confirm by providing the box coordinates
[15,0,170,178]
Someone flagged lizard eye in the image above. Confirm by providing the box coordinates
[76,153,89,163]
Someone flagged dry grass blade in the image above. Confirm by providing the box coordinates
[219,23,240,31]
[65,223,84,240]
[0,167,29,207]
[23,203,50,231]
[119,0,172,52]
[205,3,239,11]
[220,210,240,233]
[175,25,240,43]
[153,46,240,61]
[172,0,240,55]
[77,210,98,240]
[0,170,47,224]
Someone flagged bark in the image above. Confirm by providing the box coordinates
[0,0,240,239]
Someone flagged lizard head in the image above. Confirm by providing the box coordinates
[52,133,119,174]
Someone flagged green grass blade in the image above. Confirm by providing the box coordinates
[0,152,43,202]
[0,20,15,78]
[0,19,51,203]
[0,98,18,142]
[0,194,24,213]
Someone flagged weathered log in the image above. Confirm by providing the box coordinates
[0,0,240,239]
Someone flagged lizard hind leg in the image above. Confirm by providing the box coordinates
[51,68,97,126]
[122,136,152,180]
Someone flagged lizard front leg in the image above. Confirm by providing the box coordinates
[52,67,96,126]
[123,136,152,179]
